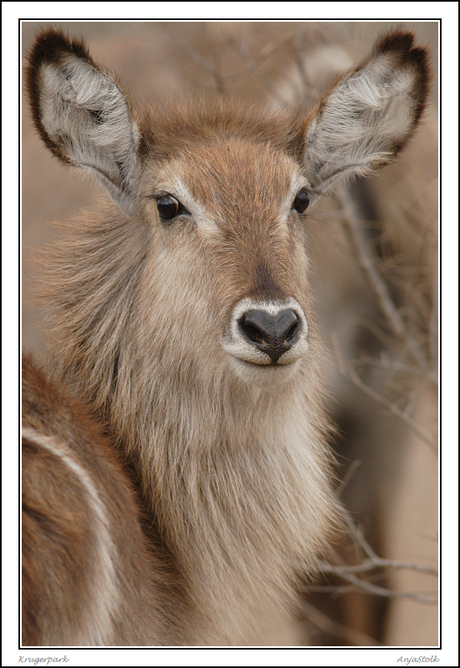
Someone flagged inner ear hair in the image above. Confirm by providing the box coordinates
[26,29,96,162]
[300,30,430,192]
[26,28,141,213]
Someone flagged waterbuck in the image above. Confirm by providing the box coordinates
[22,28,429,646]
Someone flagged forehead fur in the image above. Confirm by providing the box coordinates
[149,137,301,223]
[139,95,307,163]
[139,97,308,231]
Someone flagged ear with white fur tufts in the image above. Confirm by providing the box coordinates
[300,31,430,193]
[26,29,141,214]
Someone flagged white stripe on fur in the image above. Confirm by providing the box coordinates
[22,426,120,645]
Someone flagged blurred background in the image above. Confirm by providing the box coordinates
[22,21,438,646]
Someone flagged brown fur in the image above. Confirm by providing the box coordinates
[23,28,430,646]
[22,354,190,645]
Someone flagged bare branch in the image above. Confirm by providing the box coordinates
[387,191,438,249]
[292,29,321,106]
[303,580,437,605]
[309,508,438,605]
[318,558,438,578]
[300,600,382,646]
[331,335,438,453]
[335,186,429,369]
[351,355,438,386]
[335,459,362,498]
[169,38,227,94]
[227,35,293,108]
[292,29,311,91]
[341,512,379,561]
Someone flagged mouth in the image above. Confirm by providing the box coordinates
[237,358,294,368]
[229,355,301,386]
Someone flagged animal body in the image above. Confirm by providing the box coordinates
[22,28,429,646]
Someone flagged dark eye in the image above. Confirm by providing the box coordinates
[292,189,310,214]
[156,195,183,221]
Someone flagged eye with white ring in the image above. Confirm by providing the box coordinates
[291,188,310,213]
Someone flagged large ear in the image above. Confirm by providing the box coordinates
[26,29,141,214]
[300,31,430,193]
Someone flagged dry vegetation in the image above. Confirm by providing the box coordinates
[22,21,438,646]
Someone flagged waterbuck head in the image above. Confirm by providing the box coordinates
[26,29,429,394]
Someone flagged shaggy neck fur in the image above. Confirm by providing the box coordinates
[44,203,339,645]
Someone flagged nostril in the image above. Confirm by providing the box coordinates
[240,311,276,347]
[243,323,265,346]
[276,310,299,343]
[239,309,300,363]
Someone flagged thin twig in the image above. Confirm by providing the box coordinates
[335,459,362,498]
[347,363,437,451]
[332,335,438,453]
[318,558,438,577]
[170,39,227,93]
[292,29,320,105]
[227,35,292,108]
[303,581,437,604]
[336,186,429,369]
[342,511,379,561]
[309,510,438,603]
[351,355,438,386]
[300,600,382,646]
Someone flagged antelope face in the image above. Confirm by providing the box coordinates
[27,29,429,387]
[140,136,314,386]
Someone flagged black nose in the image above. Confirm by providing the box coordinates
[239,310,300,364]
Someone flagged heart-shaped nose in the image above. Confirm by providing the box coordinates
[239,310,300,363]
